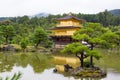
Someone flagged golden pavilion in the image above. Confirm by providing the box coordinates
[50,13,85,48]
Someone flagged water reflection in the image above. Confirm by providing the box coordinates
[0,52,120,80]
[0,53,15,72]
[1,65,120,80]
[0,52,53,73]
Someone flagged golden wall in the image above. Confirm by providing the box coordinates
[57,20,81,27]
[51,28,79,36]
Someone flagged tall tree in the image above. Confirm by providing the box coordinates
[61,42,101,68]
[101,31,119,49]
[72,23,108,68]
[30,27,50,48]
[0,25,15,44]
[28,17,39,31]
[62,42,89,68]
[20,38,28,52]
[110,26,120,46]
[16,16,29,24]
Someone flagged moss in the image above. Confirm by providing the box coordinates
[74,68,106,78]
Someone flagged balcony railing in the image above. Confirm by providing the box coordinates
[56,24,81,27]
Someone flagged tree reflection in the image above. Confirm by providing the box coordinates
[16,53,29,68]
[0,52,53,73]
[29,54,54,73]
[0,52,15,72]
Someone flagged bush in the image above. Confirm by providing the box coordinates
[84,61,90,68]
[20,40,27,51]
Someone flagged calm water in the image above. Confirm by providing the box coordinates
[0,52,120,80]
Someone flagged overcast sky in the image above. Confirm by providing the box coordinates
[0,0,120,17]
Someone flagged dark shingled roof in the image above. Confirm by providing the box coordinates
[56,15,84,21]
[49,26,80,30]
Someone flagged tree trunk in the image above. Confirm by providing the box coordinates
[76,53,84,68]
[90,43,94,68]
[90,56,93,68]
[35,43,39,48]
[5,36,8,44]
[80,53,84,68]
[90,43,94,50]
[35,40,40,48]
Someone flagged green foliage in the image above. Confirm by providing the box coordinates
[109,26,120,46]
[83,61,91,68]
[71,23,106,43]
[44,40,53,48]
[98,10,113,26]
[76,10,120,26]
[20,39,27,50]
[11,72,22,80]
[30,27,50,48]
[62,42,90,67]
[72,34,90,41]
[0,25,15,44]
[0,12,119,50]
[72,23,109,67]
[61,42,89,54]
[16,16,29,24]
[0,72,22,80]
[1,10,120,29]
[62,42,101,59]
[61,42,101,68]
[73,22,115,48]
[12,35,22,44]
[89,38,106,45]
[0,20,11,26]
[87,50,101,60]
[101,31,119,48]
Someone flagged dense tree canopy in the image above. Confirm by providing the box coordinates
[0,10,119,50]
[73,23,108,48]
[30,27,50,48]
[109,26,120,46]
[0,25,15,44]
[101,31,119,48]
[0,10,120,29]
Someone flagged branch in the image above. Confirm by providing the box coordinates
[76,53,81,60]
[83,54,88,59]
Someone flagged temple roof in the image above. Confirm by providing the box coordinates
[56,15,84,21]
[49,26,80,30]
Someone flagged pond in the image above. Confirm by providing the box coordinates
[0,51,120,80]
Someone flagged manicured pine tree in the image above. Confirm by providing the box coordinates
[72,23,108,68]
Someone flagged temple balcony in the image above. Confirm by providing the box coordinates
[56,24,81,27]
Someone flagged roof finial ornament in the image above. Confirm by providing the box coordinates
[68,12,72,16]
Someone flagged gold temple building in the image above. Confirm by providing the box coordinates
[50,14,85,48]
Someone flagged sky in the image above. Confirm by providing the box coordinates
[0,0,120,17]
